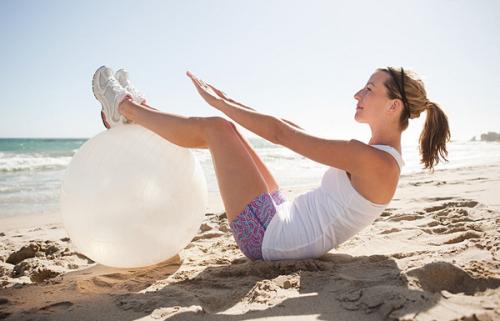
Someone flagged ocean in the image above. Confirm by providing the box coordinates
[1,137,500,218]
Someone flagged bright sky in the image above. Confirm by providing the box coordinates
[1,0,499,145]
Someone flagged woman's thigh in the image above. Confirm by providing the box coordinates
[202,117,270,223]
[231,124,280,193]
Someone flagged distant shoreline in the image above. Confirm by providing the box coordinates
[470,131,500,142]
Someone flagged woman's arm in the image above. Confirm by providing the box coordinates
[217,98,394,177]
[232,101,305,130]
[280,118,304,130]
[187,71,300,144]
[187,72,397,177]
[217,99,303,144]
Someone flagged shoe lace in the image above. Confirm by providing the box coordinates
[104,77,128,123]
[106,77,124,93]
[124,81,144,99]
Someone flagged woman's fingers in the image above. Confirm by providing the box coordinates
[187,72,211,94]
[207,83,240,105]
[186,71,197,80]
[187,71,213,89]
[187,72,200,88]
[187,71,208,89]
[187,71,203,89]
[186,71,224,108]
[207,84,227,98]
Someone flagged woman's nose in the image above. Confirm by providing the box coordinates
[354,89,362,100]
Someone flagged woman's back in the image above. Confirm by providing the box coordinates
[261,145,405,261]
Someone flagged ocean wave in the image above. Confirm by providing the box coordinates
[0,154,71,172]
[0,186,26,193]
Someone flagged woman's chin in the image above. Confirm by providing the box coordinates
[354,113,365,123]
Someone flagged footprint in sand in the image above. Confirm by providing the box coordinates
[476,234,500,255]
[419,200,484,243]
[408,180,434,186]
[466,177,488,182]
[38,301,74,313]
[406,261,500,295]
[422,196,454,202]
[408,180,449,186]
[379,208,396,218]
[388,214,424,222]
[191,231,226,242]
[443,231,482,244]
[423,200,479,213]
[380,228,401,235]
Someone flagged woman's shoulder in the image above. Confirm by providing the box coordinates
[368,144,405,171]
[347,140,401,178]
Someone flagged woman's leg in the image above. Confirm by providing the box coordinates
[230,125,280,193]
[119,99,275,222]
[140,102,280,193]
[120,99,207,148]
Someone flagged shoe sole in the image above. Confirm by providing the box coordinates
[92,65,112,129]
[100,111,110,129]
[92,65,107,105]
[92,66,112,127]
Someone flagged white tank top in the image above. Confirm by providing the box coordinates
[261,144,405,261]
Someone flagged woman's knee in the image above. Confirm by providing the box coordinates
[202,117,236,137]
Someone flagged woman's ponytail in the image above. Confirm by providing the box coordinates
[419,101,451,171]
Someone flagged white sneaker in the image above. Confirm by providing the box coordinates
[92,66,131,128]
[115,69,146,105]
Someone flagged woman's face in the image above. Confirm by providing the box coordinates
[353,70,393,124]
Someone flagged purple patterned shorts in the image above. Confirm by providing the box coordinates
[229,189,287,261]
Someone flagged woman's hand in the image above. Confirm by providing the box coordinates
[187,71,304,131]
[187,71,249,111]
[187,71,229,110]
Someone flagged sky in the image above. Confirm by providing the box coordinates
[1,0,499,146]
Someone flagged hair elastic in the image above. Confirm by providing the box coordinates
[387,67,411,118]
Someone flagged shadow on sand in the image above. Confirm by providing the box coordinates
[2,252,500,321]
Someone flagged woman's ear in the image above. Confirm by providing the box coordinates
[386,100,403,118]
[386,99,397,112]
[390,99,402,112]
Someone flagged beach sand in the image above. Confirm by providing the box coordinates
[1,164,499,321]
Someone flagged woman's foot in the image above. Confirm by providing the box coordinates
[115,69,147,105]
[92,65,131,129]
[115,69,158,111]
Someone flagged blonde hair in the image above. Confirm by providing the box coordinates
[378,67,451,171]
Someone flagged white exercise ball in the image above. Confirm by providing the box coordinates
[60,124,207,268]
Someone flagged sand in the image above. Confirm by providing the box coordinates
[0,163,499,321]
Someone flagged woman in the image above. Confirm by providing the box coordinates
[92,66,450,261]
